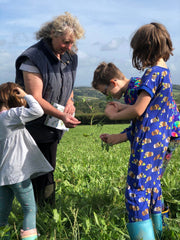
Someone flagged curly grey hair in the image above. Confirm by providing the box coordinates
[36,12,85,52]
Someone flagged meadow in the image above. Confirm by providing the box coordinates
[2,124,180,239]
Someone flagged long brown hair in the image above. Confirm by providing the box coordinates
[130,22,174,70]
[0,82,26,109]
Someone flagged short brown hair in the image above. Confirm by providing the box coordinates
[92,62,125,89]
[0,82,26,109]
[130,22,174,70]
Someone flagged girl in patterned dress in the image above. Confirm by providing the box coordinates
[0,82,53,239]
[102,23,177,239]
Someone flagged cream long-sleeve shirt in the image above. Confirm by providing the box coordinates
[0,95,53,186]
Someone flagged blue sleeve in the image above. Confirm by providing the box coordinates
[120,125,132,142]
[138,85,154,98]
[127,130,133,142]
[138,68,161,98]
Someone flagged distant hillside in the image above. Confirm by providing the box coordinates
[74,87,106,114]
[172,85,180,104]
[74,87,104,99]
[74,85,180,114]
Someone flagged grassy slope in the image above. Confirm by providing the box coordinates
[6,124,180,239]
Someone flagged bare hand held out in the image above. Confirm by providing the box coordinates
[62,113,81,128]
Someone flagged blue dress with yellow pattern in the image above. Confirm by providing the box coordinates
[124,66,179,222]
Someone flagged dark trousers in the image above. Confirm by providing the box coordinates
[32,140,58,206]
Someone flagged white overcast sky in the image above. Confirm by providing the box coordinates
[0,0,180,86]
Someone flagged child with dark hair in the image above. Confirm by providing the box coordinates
[0,82,53,239]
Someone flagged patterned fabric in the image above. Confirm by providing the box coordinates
[125,66,177,222]
[161,139,180,177]
[171,99,180,138]
[124,77,141,105]
[124,77,180,140]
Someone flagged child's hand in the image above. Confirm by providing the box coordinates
[105,102,119,117]
[14,87,27,98]
[107,101,126,112]
[100,133,122,145]
[105,102,128,120]
[106,101,119,111]
[100,133,109,143]
[104,102,119,119]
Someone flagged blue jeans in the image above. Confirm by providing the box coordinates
[0,179,36,230]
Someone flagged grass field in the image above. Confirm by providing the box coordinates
[2,124,180,239]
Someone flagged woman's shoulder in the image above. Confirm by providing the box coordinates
[15,40,43,67]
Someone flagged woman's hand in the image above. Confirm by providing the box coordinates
[61,113,81,128]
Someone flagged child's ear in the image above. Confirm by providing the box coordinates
[110,79,117,86]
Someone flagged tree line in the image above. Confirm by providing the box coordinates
[74,85,180,125]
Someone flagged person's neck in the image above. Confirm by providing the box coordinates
[47,40,61,60]
[121,78,130,93]
[156,58,168,69]
[116,78,130,99]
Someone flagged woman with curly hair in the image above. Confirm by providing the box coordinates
[15,12,85,206]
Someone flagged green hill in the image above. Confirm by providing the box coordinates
[74,85,180,114]
[173,85,180,104]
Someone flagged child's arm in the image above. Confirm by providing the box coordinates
[100,132,128,145]
[14,87,44,122]
[105,101,127,115]
[105,90,151,120]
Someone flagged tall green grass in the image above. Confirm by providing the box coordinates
[3,124,180,239]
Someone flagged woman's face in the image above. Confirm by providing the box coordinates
[51,32,75,57]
